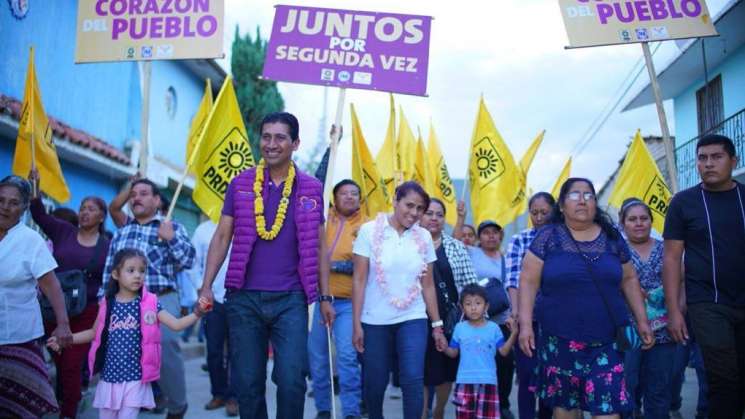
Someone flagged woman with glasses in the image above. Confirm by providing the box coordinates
[517,178,654,419]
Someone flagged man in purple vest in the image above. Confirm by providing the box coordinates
[199,112,330,419]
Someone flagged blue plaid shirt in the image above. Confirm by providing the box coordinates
[102,215,195,295]
[505,228,537,289]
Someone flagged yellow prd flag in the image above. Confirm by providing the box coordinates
[428,124,457,226]
[414,130,435,194]
[375,93,396,198]
[192,76,255,223]
[12,47,70,203]
[609,130,671,233]
[550,157,572,199]
[186,78,213,172]
[516,130,545,223]
[467,97,524,227]
[396,107,417,182]
[350,104,390,217]
[520,130,545,175]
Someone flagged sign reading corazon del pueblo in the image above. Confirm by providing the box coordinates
[75,0,224,63]
[558,0,717,48]
[263,5,432,96]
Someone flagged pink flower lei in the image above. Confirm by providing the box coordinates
[371,213,428,310]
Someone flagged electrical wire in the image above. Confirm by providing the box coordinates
[570,42,663,157]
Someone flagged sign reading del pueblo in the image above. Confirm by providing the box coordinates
[558,0,717,48]
[263,5,432,96]
[75,0,224,63]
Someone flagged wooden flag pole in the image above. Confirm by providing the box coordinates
[323,87,347,221]
[326,325,338,419]
[139,61,152,176]
[641,42,679,193]
[164,78,217,222]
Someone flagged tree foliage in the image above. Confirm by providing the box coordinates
[231,26,284,160]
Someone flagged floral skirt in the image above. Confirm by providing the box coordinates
[536,333,631,415]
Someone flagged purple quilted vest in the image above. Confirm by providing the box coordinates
[225,165,323,304]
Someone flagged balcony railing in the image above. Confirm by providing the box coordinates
[675,106,745,189]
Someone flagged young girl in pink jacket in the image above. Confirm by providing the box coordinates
[48,248,211,419]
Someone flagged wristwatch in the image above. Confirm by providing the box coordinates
[319,295,334,303]
[431,320,444,328]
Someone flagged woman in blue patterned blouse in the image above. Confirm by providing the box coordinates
[618,198,676,419]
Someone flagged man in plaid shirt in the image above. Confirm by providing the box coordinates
[102,178,195,419]
[503,191,555,419]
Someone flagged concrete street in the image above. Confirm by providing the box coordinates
[64,341,703,419]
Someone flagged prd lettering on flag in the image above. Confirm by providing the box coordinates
[643,175,671,217]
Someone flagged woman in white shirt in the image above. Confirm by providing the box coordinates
[0,175,72,417]
[352,181,444,419]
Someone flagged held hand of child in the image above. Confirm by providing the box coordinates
[505,317,518,332]
[197,296,213,315]
[46,336,61,353]
[434,334,448,352]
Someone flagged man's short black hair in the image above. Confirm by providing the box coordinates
[261,112,300,141]
[696,134,736,157]
[131,178,162,199]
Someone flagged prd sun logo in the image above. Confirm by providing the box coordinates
[218,141,253,179]
[473,136,505,187]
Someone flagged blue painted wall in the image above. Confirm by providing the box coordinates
[0,1,141,149]
[1,2,208,233]
[673,43,745,148]
[149,61,204,166]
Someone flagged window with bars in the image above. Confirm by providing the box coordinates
[696,75,724,135]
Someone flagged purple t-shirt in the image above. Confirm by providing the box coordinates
[222,173,303,292]
[30,198,110,303]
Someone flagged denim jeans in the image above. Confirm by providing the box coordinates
[362,319,428,419]
[670,342,708,414]
[308,299,361,417]
[624,342,676,419]
[204,301,235,400]
[226,290,309,419]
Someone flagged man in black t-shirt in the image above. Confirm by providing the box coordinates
[663,134,745,419]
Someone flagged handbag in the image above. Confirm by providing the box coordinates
[434,262,461,337]
[566,227,641,351]
[39,236,104,323]
[484,255,511,317]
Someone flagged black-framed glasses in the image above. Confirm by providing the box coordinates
[566,191,596,202]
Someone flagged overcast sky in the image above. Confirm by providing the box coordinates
[217,0,730,192]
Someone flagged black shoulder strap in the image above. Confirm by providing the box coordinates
[565,225,620,328]
[83,235,105,275]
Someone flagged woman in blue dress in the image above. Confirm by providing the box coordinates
[517,178,654,419]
